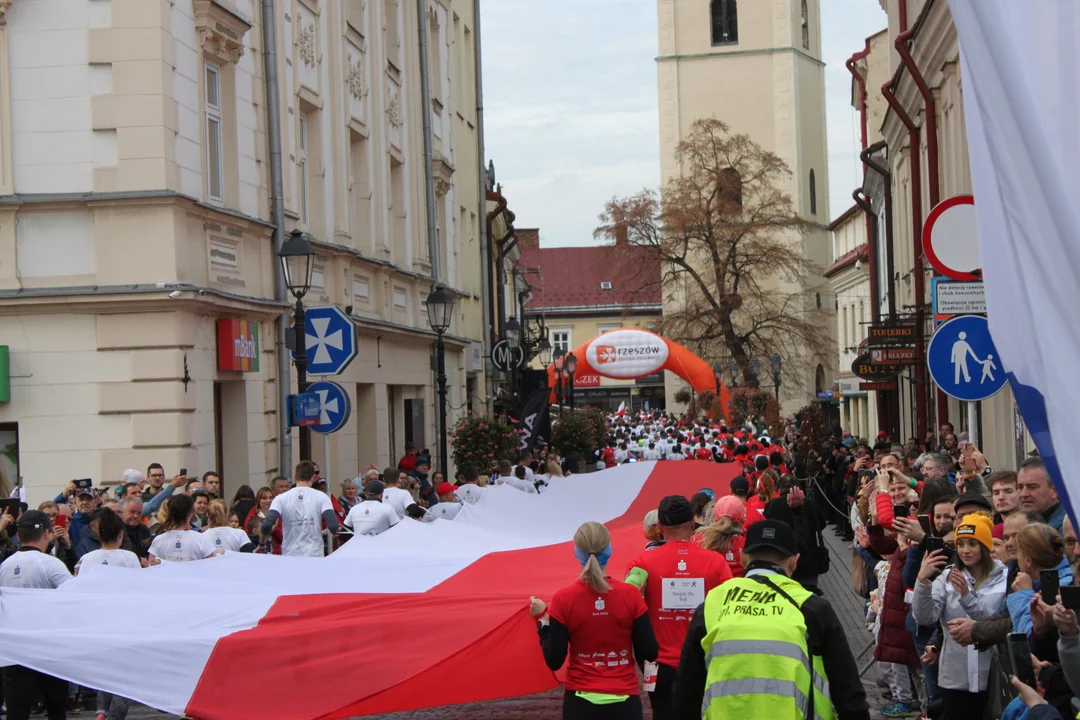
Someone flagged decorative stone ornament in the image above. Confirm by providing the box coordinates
[346,55,365,100]
[386,94,403,128]
[193,0,251,64]
[297,22,316,67]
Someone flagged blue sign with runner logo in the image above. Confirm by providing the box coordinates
[927,315,1007,401]
[291,305,357,376]
[307,381,351,434]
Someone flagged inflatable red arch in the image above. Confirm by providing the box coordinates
[547,329,731,422]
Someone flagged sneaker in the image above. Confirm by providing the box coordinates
[882,700,918,717]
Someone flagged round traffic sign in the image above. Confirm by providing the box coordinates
[923,195,981,281]
[308,381,351,434]
[926,315,1006,401]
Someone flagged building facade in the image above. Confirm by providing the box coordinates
[518,230,665,413]
[655,0,834,414]
[825,204,877,439]
[845,0,1029,469]
[0,0,493,503]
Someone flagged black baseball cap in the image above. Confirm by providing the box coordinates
[17,510,51,530]
[744,519,797,557]
[729,476,750,495]
[364,480,386,497]
[954,491,993,515]
[657,495,694,526]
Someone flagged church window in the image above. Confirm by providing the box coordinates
[719,168,742,209]
[801,0,810,49]
[711,0,738,45]
[809,169,817,215]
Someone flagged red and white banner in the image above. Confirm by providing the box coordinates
[0,462,737,720]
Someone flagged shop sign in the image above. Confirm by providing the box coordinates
[870,347,917,365]
[867,322,917,346]
[861,381,898,391]
[851,353,900,381]
[574,373,601,388]
[217,319,260,372]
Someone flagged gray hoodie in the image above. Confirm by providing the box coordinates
[912,560,1008,692]
[1058,632,1080,697]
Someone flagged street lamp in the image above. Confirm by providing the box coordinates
[770,353,783,398]
[565,352,578,410]
[505,317,521,349]
[553,348,566,414]
[426,284,456,478]
[538,336,553,369]
[712,363,724,395]
[729,361,739,389]
[748,356,761,386]
[278,229,316,461]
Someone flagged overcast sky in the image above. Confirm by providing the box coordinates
[481,0,887,247]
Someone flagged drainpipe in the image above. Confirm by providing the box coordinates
[845,43,871,167]
[417,0,440,283]
[851,189,879,322]
[861,142,897,319]
[882,82,928,444]
[474,0,492,413]
[262,0,292,477]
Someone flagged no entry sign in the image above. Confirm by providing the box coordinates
[923,195,981,281]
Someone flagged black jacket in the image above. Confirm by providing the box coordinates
[672,571,870,720]
[764,494,830,583]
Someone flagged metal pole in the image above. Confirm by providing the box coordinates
[436,334,448,478]
[474,0,492,415]
[569,375,576,411]
[323,432,332,495]
[417,0,440,282]
[967,401,978,447]
[261,0,291,477]
[295,298,310,461]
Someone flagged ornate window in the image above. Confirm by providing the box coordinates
[801,0,810,49]
[710,0,738,46]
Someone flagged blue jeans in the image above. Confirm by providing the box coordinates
[914,629,939,708]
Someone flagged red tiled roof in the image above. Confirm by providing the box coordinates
[518,232,661,311]
[823,243,869,279]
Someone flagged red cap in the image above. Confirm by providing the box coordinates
[437,482,456,496]
[992,523,1004,540]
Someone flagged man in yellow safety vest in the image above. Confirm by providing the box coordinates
[671,519,870,720]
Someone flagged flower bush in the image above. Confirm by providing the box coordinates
[449,414,523,475]
[550,410,603,462]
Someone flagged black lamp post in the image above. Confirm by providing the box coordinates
[770,353,783,399]
[426,285,456,478]
[712,363,724,395]
[729,361,739,389]
[505,317,521,402]
[565,352,578,410]
[553,348,566,414]
[538,337,553,369]
[278,229,315,461]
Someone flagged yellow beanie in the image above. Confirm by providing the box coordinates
[955,513,994,552]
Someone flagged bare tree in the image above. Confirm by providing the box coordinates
[595,118,830,387]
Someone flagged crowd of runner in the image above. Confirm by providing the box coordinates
[0,408,1075,720]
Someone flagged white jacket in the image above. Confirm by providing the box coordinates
[912,560,1008,692]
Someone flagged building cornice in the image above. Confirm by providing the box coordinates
[656,46,825,68]
[525,303,662,315]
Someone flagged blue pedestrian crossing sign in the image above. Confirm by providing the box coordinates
[308,381,351,434]
[291,305,357,376]
[927,315,1006,401]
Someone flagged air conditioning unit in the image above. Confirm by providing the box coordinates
[600,282,612,290]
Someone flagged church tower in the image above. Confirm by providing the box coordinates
[656,0,834,410]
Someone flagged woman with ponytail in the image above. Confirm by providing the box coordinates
[529,521,658,719]
[201,500,255,554]
[699,496,746,578]
[746,468,778,518]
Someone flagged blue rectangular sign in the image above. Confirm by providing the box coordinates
[288,392,322,427]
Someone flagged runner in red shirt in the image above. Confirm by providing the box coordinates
[692,440,713,461]
[701,495,748,577]
[623,496,732,720]
[530,522,658,719]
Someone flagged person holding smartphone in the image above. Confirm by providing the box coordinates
[1008,524,1072,662]
[913,514,1008,720]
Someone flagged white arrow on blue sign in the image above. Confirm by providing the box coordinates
[927,315,1007,401]
[308,381,351,434]
[291,306,357,376]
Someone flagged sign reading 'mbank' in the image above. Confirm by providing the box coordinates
[217,319,260,372]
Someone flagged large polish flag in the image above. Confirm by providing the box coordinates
[949,0,1079,522]
[0,462,738,720]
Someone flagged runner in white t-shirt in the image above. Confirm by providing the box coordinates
[262,461,339,557]
[343,481,401,536]
[423,483,464,523]
[149,494,212,564]
[454,466,487,505]
[0,511,72,589]
[75,507,142,575]
[201,500,255,554]
[497,465,538,494]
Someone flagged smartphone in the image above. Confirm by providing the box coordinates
[0,498,19,518]
[1009,632,1037,689]
[917,514,933,536]
[1041,569,1061,606]
[925,536,946,553]
[893,504,910,518]
[180,468,188,477]
[857,468,876,479]
[1060,585,1080,611]
[53,513,67,529]
[73,478,93,490]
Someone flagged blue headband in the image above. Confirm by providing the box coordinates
[575,544,613,569]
